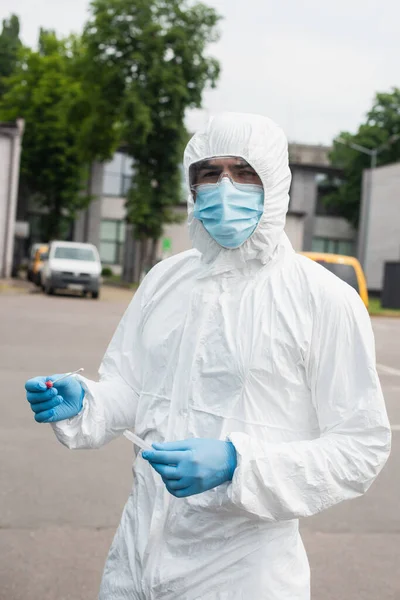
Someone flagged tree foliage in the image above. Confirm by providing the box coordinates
[0,14,21,97]
[327,88,400,226]
[0,2,220,271]
[0,30,88,240]
[82,0,221,271]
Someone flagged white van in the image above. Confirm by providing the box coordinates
[41,241,102,299]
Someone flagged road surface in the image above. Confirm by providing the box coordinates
[1,288,399,600]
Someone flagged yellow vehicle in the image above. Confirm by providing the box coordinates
[31,244,49,286]
[27,243,43,282]
[301,252,369,309]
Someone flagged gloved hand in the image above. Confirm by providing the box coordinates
[142,438,237,498]
[25,375,85,423]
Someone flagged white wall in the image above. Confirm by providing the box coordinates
[0,121,24,278]
[74,162,105,248]
[157,206,191,257]
[0,137,11,272]
[314,216,355,240]
[285,213,305,251]
[289,169,317,250]
[101,196,126,221]
[361,162,400,290]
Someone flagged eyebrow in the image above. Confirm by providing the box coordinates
[197,162,222,171]
[197,159,253,171]
[231,162,255,170]
[232,159,251,167]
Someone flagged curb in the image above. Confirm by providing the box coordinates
[370,313,400,319]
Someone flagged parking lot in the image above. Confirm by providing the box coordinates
[1,287,399,600]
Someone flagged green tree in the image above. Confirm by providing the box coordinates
[327,88,400,226]
[0,30,88,240]
[0,14,21,97]
[82,0,221,279]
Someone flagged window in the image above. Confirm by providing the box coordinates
[311,238,326,253]
[315,261,360,294]
[100,220,126,265]
[312,237,354,256]
[54,247,96,261]
[337,240,354,256]
[315,174,344,216]
[121,174,132,196]
[103,152,135,196]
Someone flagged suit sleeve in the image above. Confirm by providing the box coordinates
[227,288,391,521]
[51,283,145,449]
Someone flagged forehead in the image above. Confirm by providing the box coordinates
[195,156,253,170]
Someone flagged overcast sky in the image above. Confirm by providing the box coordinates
[1,0,399,144]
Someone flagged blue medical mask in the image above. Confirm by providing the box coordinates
[193,177,264,249]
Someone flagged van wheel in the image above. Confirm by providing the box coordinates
[45,285,54,296]
[91,291,99,299]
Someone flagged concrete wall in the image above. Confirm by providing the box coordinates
[289,143,331,168]
[360,162,400,291]
[357,168,372,268]
[156,206,191,257]
[289,168,317,251]
[101,196,126,221]
[0,121,24,278]
[314,216,355,240]
[290,167,357,253]
[285,213,305,251]
[0,136,11,271]
[74,162,105,249]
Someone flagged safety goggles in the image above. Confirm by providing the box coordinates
[189,156,263,193]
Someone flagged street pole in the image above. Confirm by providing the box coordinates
[360,151,376,269]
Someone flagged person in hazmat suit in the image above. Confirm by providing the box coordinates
[25,113,391,600]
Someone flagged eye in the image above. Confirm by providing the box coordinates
[197,170,220,184]
[238,169,258,178]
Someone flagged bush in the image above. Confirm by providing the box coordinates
[101,266,113,277]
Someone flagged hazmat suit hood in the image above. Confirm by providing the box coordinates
[184,112,292,272]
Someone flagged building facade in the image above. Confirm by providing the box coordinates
[20,143,360,274]
[0,120,24,278]
[17,140,400,291]
[358,162,400,293]
[289,143,355,256]
[69,143,356,272]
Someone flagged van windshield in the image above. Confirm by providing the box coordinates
[54,247,96,261]
[316,261,360,294]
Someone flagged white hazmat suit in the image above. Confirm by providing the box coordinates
[52,113,391,600]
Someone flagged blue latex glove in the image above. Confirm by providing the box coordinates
[25,375,85,423]
[142,438,237,498]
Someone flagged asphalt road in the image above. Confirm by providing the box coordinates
[1,286,399,600]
